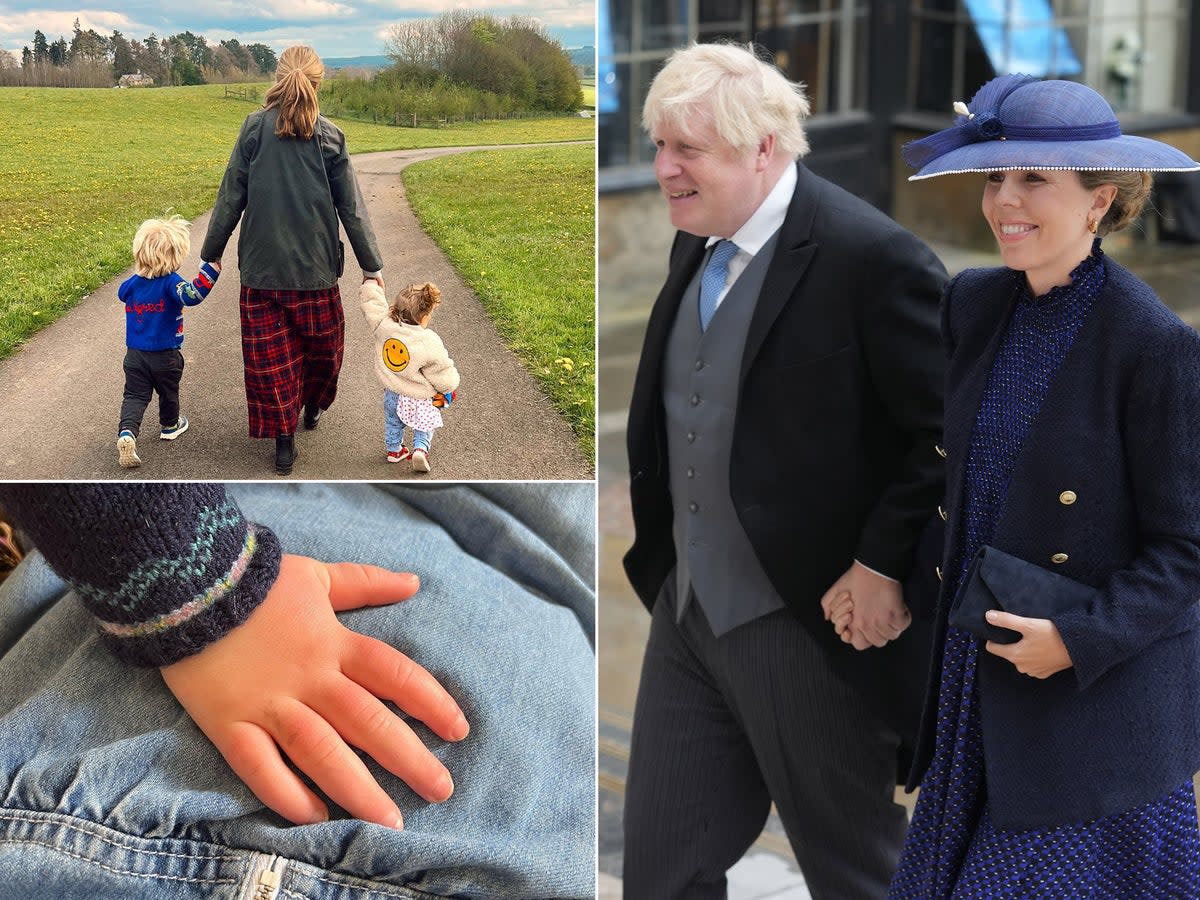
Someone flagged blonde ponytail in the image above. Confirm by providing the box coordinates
[264,46,323,139]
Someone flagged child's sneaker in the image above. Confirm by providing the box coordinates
[386,448,411,464]
[117,431,141,468]
[160,415,189,440]
[411,448,431,473]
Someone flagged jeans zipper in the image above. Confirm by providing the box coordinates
[244,852,286,900]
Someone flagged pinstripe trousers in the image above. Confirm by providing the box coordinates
[623,583,908,900]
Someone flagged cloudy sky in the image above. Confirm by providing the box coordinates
[0,0,595,60]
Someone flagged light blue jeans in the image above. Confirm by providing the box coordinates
[0,484,595,899]
[384,389,433,453]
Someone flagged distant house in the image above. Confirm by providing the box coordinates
[118,73,154,88]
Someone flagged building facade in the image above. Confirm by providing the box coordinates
[599,0,1200,246]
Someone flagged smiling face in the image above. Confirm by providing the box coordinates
[382,338,410,372]
[652,116,774,239]
[982,169,1116,296]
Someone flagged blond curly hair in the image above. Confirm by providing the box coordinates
[132,214,190,278]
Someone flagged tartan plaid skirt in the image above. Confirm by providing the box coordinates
[239,285,345,439]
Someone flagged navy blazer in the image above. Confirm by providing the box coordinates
[908,258,1200,830]
[625,163,947,760]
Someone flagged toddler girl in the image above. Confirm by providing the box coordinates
[361,280,460,472]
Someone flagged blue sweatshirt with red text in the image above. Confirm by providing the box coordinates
[119,262,219,351]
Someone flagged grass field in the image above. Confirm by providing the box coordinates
[405,145,595,459]
[0,83,594,363]
[580,78,596,108]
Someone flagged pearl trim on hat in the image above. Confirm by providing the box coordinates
[910,164,1200,181]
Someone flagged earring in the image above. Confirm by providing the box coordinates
[1087,217,1098,234]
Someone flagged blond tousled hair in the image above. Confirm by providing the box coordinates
[389,282,442,326]
[642,42,811,158]
[132,214,190,278]
[264,45,324,140]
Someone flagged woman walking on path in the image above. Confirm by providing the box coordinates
[833,74,1200,897]
[202,45,384,475]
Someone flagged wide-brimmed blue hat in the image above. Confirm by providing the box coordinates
[903,74,1200,180]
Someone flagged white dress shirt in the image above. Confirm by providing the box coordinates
[703,162,796,313]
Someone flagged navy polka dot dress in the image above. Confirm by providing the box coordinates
[888,243,1200,899]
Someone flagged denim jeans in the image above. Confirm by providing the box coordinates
[384,389,433,453]
[0,483,595,899]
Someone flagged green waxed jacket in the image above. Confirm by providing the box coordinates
[201,107,383,290]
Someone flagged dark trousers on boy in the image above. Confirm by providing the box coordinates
[120,347,184,436]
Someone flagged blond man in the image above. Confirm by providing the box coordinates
[623,42,947,898]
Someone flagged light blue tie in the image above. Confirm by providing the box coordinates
[698,240,739,332]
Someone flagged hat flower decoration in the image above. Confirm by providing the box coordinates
[902,73,1200,179]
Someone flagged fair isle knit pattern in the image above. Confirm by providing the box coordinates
[890,242,1200,897]
[0,484,281,667]
[95,524,260,638]
[72,498,244,613]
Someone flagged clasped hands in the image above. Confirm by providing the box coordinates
[821,562,1073,676]
[160,554,468,829]
[820,561,911,650]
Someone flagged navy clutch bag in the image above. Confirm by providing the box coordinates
[949,545,1100,644]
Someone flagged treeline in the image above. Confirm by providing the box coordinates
[0,20,277,88]
[321,13,582,125]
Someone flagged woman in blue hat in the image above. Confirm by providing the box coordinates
[863,74,1200,897]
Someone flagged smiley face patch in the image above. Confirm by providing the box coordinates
[382,338,410,372]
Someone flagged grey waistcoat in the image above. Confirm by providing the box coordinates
[662,234,785,636]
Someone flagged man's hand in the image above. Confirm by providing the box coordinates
[160,554,469,828]
[984,610,1073,678]
[820,561,911,650]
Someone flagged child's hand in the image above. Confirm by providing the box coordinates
[159,554,468,828]
[209,260,222,273]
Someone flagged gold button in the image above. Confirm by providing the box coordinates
[1051,553,1069,564]
[935,444,947,458]
[938,505,947,521]
[936,566,943,581]
[1059,491,1077,505]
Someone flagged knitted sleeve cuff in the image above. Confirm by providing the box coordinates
[95,523,282,668]
[0,484,283,668]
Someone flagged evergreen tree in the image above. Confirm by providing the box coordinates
[247,43,276,74]
[170,53,204,85]
[32,30,49,64]
[69,19,109,62]
[111,31,136,78]
[49,38,68,66]
[219,38,253,72]
[140,34,168,84]
[21,46,32,69]
[173,31,212,69]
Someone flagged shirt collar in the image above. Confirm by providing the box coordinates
[705,161,797,254]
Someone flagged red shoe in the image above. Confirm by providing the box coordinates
[386,448,412,463]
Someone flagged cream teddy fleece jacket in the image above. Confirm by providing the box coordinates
[360,281,460,399]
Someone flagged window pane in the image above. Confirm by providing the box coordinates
[609,0,633,54]
[642,0,693,50]
[909,0,1190,115]
[769,24,825,113]
[598,61,634,167]
[963,0,1083,77]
